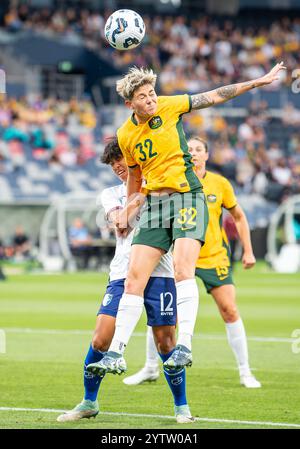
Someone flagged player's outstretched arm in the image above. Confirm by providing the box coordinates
[229,204,256,269]
[191,61,286,110]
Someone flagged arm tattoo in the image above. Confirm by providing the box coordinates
[242,81,257,89]
[216,81,256,100]
[192,80,257,109]
[216,85,238,99]
[191,93,215,110]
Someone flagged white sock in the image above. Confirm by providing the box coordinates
[225,318,251,376]
[176,279,199,351]
[145,326,159,370]
[109,294,144,354]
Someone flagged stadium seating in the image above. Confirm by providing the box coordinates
[0,144,113,202]
[0,7,299,237]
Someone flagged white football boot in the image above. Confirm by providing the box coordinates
[175,404,195,424]
[123,366,159,385]
[240,373,261,388]
[57,399,99,422]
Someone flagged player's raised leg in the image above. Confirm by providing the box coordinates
[87,244,164,375]
[163,189,208,370]
[164,237,202,369]
[211,284,261,388]
[123,326,159,385]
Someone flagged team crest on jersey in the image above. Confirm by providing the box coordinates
[103,293,113,306]
[148,116,163,129]
[207,194,217,203]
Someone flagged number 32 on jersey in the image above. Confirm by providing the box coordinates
[136,139,158,162]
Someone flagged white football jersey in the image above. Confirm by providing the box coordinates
[100,183,174,281]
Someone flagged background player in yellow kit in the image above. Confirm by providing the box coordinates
[87,63,286,376]
[123,136,261,388]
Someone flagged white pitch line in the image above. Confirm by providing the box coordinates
[0,406,299,428]
[2,328,294,343]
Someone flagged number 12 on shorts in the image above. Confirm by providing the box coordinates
[160,292,174,315]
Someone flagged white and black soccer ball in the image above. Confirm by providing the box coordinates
[104,9,145,51]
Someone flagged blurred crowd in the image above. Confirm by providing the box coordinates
[0,96,100,171]
[0,92,300,202]
[183,99,300,202]
[2,5,300,93]
[1,5,300,204]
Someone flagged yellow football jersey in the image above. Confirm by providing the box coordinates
[117,95,202,194]
[196,171,237,269]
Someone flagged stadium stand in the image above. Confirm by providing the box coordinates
[0,96,299,204]
[2,6,299,93]
[0,3,300,262]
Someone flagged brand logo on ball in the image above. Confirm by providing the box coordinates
[103,294,113,306]
[207,194,217,203]
[104,10,145,51]
[149,116,163,129]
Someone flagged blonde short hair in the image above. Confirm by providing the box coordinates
[116,66,157,100]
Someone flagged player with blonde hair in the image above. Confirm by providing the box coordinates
[87,62,286,376]
[123,136,261,389]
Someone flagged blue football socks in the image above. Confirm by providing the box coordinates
[159,349,187,406]
[83,343,105,401]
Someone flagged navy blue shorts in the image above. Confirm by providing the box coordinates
[98,277,177,326]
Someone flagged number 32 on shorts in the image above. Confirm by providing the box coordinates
[177,207,197,230]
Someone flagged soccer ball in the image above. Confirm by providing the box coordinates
[104,9,145,51]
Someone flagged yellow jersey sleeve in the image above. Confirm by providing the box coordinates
[115,94,201,194]
[160,94,192,115]
[116,133,137,168]
[222,178,237,209]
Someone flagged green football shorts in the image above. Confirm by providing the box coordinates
[195,265,234,293]
[132,190,209,252]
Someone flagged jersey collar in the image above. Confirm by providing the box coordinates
[131,113,138,126]
[130,112,153,127]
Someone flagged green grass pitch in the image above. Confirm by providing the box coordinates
[0,262,300,429]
